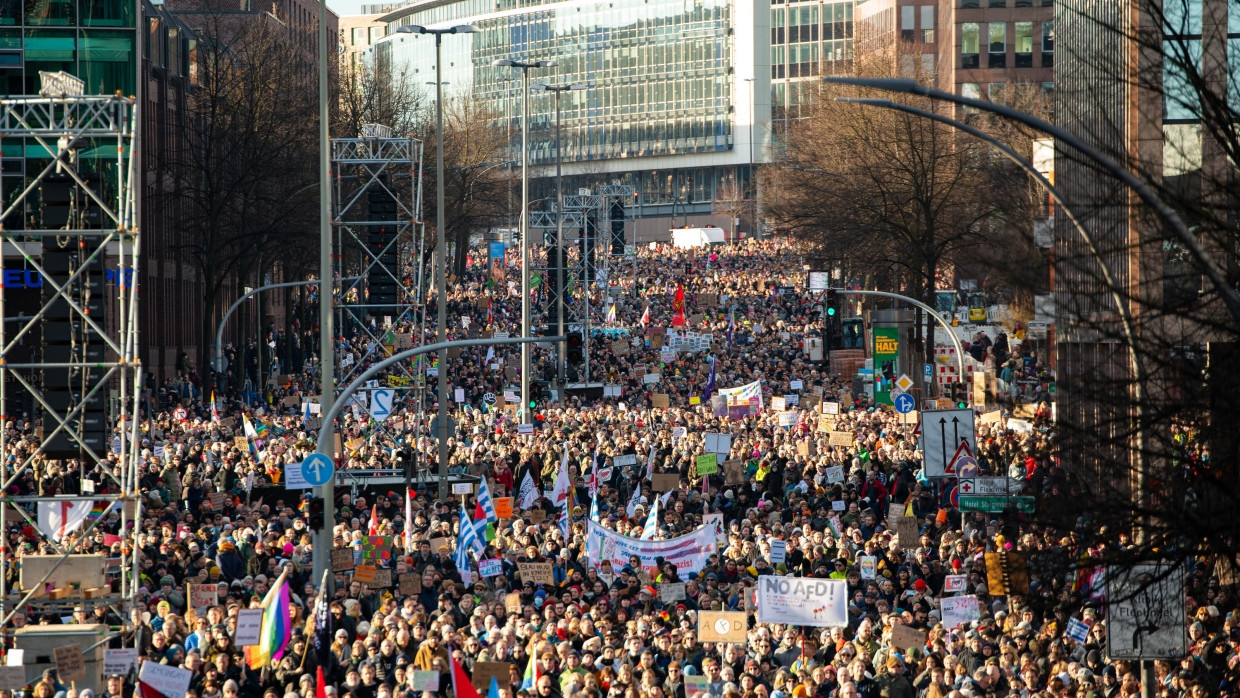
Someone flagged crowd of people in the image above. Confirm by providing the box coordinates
[1,237,1232,698]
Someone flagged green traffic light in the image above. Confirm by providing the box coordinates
[957,401,967,409]
[529,400,536,409]
[827,307,836,316]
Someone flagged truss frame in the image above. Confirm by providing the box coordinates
[0,94,143,633]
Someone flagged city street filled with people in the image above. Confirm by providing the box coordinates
[2,238,1228,698]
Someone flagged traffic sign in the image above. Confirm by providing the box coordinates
[921,409,976,478]
[299,453,334,488]
[369,389,394,422]
[893,392,916,414]
[957,477,1012,496]
[959,495,1034,513]
[954,454,980,478]
[173,406,188,422]
[429,415,456,442]
[895,374,914,392]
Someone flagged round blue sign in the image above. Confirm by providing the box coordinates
[894,392,916,414]
[301,453,335,487]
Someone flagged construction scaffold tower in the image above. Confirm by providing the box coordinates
[530,182,635,387]
[330,125,427,487]
[0,74,143,686]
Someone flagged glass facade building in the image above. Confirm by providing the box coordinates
[370,0,775,218]
[0,0,136,97]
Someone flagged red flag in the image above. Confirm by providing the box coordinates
[316,667,328,698]
[451,654,482,698]
[368,503,379,536]
[137,683,163,698]
[639,304,650,328]
[671,285,686,327]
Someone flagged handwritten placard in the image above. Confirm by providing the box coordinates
[695,453,718,475]
[53,644,85,681]
[331,548,355,572]
[399,573,423,596]
[370,568,392,588]
[652,393,670,409]
[659,582,687,603]
[652,473,680,492]
[353,565,377,584]
[234,608,263,646]
[519,562,555,585]
[828,431,854,447]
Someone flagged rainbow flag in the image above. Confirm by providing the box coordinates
[244,568,291,669]
[85,501,113,526]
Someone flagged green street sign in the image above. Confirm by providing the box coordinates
[959,495,1035,513]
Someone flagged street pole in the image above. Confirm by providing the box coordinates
[536,82,586,391]
[745,76,755,241]
[312,0,333,588]
[494,58,556,424]
[398,24,477,498]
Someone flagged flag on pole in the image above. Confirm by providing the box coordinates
[605,301,617,324]
[488,677,502,698]
[404,489,414,553]
[37,501,93,541]
[487,297,494,327]
[727,309,736,346]
[517,471,539,509]
[210,392,220,423]
[473,502,496,542]
[702,359,718,401]
[521,652,540,691]
[312,569,333,668]
[459,505,485,555]
[671,284,686,327]
[550,448,572,508]
[641,495,659,540]
[451,654,482,698]
[645,444,657,480]
[368,503,379,536]
[639,303,650,328]
[302,400,312,430]
[626,484,643,518]
[476,478,498,523]
[589,491,599,522]
[243,567,292,669]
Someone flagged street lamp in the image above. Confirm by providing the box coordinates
[399,23,477,499]
[532,81,586,389]
[493,57,557,424]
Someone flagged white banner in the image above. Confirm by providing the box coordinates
[139,661,193,697]
[755,576,848,627]
[37,501,93,542]
[586,520,716,578]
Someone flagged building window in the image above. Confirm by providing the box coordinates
[901,5,914,42]
[989,22,1006,68]
[1014,0,1031,5]
[989,0,1005,7]
[962,22,979,68]
[1042,21,1054,66]
[921,6,935,43]
[962,0,979,9]
[988,82,1006,104]
[1163,39,1203,120]
[352,28,366,46]
[1015,21,1033,67]
[961,82,981,111]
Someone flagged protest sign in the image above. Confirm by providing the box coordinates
[399,573,423,597]
[944,574,968,593]
[190,583,217,609]
[768,539,787,565]
[896,516,920,548]
[519,562,555,585]
[659,582,687,603]
[331,548,355,572]
[941,595,981,629]
[891,624,928,651]
[859,556,877,580]
[353,566,377,584]
[471,663,512,692]
[695,453,718,475]
[139,662,193,698]
[494,497,513,519]
[723,459,744,484]
[0,667,25,691]
[505,593,522,614]
[370,568,392,588]
[103,648,139,679]
[479,559,504,578]
[411,672,439,692]
[652,393,670,408]
[652,473,680,491]
[698,611,748,643]
[825,465,845,483]
[828,431,854,447]
[54,644,85,681]
[755,576,847,627]
[234,608,263,646]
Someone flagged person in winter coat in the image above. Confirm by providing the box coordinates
[214,540,245,582]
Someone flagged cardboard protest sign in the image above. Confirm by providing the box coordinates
[519,562,555,585]
[652,393,670,409]
[723,459,744,484]
[54,644,85,681]
[353,566,377,584]
[828,431,854,447]
[471,662,512,692]
[890,623,927,651]
[399,573,423,596]
[896,517,920,548]
[370,568,392,588]
[331,548,355,572]
[698,611,747,643]
[652,473,680,491]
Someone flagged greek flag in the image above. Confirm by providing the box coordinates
[456,504,485,570]
[626,484,642,518]
[640,495,659,540]
[476,478,498,524]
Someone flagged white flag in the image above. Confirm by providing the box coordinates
[518,471,539,510]
[626,484,643,518]
[550,448,572,507]
[37,501,93,541]
[641,496,660,541]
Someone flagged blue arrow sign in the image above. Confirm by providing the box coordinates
[301,453,335,487]
[894,392,916,414]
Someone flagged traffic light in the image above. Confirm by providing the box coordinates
[609,199,625,255]
[566,331,584,364]
[952,381,968,408]
[545,244,561,303]
[826,289,838,317]
[308,497,326,531]
[366,180,400,310]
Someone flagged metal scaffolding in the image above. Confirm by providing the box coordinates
[0,92,142,647]
[530,183,634,384]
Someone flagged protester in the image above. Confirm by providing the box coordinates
[2,238,1224,698]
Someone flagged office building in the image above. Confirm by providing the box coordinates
[362,0,854,238]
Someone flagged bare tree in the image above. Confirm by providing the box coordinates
[334,50,428,139]
[159,7,319,374]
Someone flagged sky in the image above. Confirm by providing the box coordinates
[328,0,374,17]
